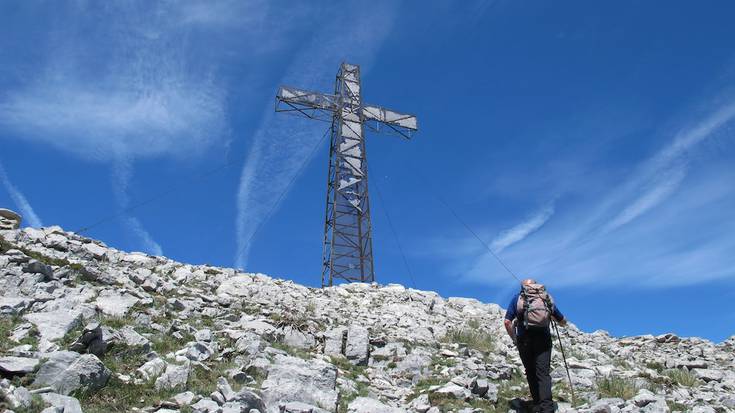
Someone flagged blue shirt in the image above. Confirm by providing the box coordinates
[505,291,564,337]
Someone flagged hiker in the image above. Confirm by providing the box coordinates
[504,279,567,413]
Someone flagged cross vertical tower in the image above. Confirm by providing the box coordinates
[275,63,417,287]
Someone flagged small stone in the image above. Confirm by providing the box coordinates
[40,392,84,413]
[137,357,167,381]
[191,398,220,412]
[173,390,197,406]
[155,362,190,391]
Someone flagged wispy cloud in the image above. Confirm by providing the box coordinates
[0,161,43,228]
[111,156,162,256]
[490,203,555,253]
[0,3,230,161]
[234,2,399,269]
[0,2,253,251]
[451,97,735,288]
[605,165,686,232]
[602,101,735,232]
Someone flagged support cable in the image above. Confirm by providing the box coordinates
[75,152,241,235]
[372,178,417,289]
[233,126,331,269]
[427,185,521,283]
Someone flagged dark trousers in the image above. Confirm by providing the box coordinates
[517,330,553,412]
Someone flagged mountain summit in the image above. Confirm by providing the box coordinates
[1,217,733,412]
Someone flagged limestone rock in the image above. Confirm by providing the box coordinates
[261,354,338,412]
[155,362,190,391]
[347,397,406,413]
[40,393,83,413]
[95,289,139,317]
[0,356,40,376]
[23,259,53,279]
[0,208,22,230]
[23,310,82,341]
[137,357,167,381]
[1,223,732,412]
[34,352,110,395]
[345,325,369,365]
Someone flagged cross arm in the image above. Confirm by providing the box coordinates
[275,86,339,122]
[362,105,418,139]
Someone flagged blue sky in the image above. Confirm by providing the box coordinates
[1,1,734,342]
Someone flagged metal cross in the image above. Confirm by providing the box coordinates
[275,62,418,287]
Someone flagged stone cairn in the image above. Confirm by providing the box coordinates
[0,208,22,230]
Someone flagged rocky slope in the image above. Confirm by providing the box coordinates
[1,224,734,413]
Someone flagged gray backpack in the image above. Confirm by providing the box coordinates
[516,283,554,329]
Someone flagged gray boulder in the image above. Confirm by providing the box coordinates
[345,326,369,365]
[23,259,54,279]
[34,352,110,395]
[261,354,338,412]
[323,327,346,357]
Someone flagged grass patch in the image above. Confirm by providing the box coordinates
[406,377,445,402]
[188,359,237,395]
[337,380,370,411]
[150,330,194,356]
[567,347,591,361]
[431,355,457,368]
[76,341,169,413]
[271,341,312,360]
[441,319,494,354]
[552,380,586,407]
[330,356,367,381]
[663,368,699,387]
[58,324,85,348]
[645,361,665,372]
[0,237,14,253]
[76,375,177,413]
[667,400,689,411]
[99,316,132,330]
[11,394,46,413]
[596,375,639,400]
[0,315,20,351]
[496,371,529,405]
[0,314,39,352]
[426,390,498,412]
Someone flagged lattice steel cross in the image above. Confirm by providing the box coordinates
[275,62,418,287]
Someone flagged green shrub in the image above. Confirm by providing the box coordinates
[441,324,494,354]
[663,368,699,387]
[596,375,639,400]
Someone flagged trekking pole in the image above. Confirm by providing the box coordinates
[552,319,576,406]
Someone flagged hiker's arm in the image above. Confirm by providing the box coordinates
[504,296,518,344]
[553,305,567,326]
[504,319,516,343]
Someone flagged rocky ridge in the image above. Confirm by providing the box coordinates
[1,223,734,413]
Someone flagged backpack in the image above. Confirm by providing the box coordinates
[516,283,554,330]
